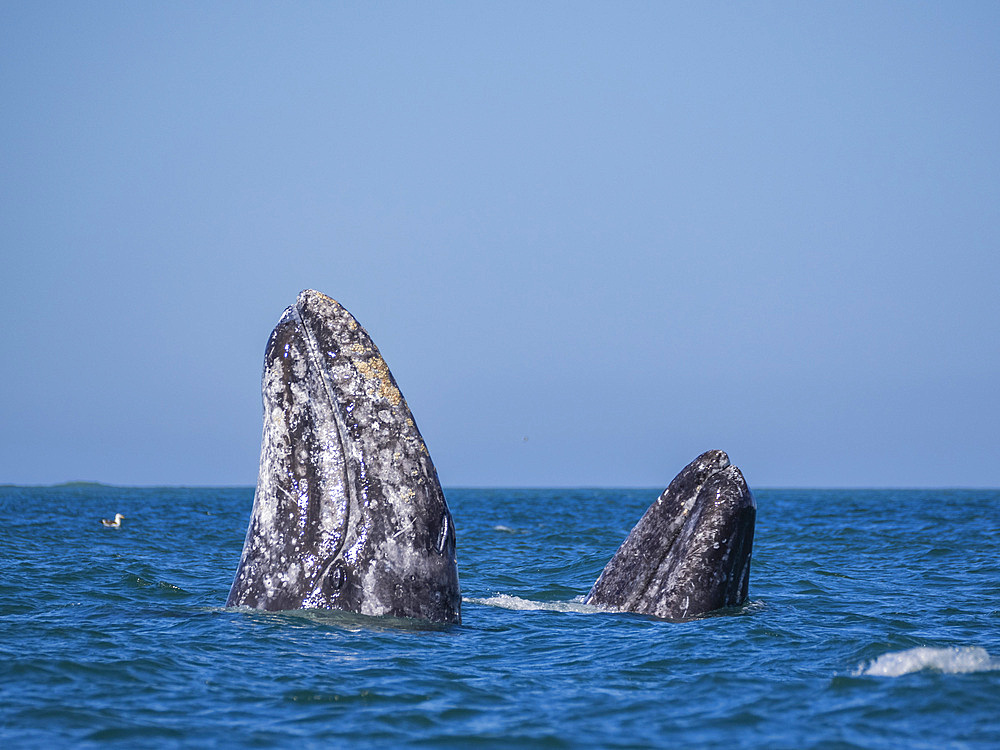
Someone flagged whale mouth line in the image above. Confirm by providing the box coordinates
[295,295,357,574]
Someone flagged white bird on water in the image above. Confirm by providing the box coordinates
[101,513,125,528]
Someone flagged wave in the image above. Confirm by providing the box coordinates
[464,594,601,614]
[856,646,1000,677]
[465,595,767,620]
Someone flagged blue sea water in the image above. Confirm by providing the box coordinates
[1,484,998,748]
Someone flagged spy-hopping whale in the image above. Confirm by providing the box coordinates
[226,290,460,623]
[585,450,755,621]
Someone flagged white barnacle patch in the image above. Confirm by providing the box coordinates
[255,489,278,531]
[358,558,391,618]
[294,478,311,528]
[343,520,371,565]
[288,380,310,411]
[268,406,287,433]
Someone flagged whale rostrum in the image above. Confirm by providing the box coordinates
[226,290,460,623]
[585,450,755,621]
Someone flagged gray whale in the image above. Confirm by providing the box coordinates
[226,290,460,623]
[585,450,755,621]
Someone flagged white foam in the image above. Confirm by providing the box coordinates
[464,594,600,614]
[856,646,1000,677]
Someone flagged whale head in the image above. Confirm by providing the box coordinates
[226,290,460,624]
[586,450,755,621]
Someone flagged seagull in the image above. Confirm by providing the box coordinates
[101,513,125,528]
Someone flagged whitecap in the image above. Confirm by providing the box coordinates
[464,593,600,614]
[856,646,1000,677]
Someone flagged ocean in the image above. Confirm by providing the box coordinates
[1,484,997,748]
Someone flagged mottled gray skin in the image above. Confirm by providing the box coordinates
[585,450,755,621]
[226,290,460,624]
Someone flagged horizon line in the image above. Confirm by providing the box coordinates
[2,481,999,492]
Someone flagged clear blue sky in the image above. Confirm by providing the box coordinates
[2,3,998,487]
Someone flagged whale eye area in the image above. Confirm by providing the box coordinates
[323,562,346,595]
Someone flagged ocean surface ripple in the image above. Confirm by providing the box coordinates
[1,485,998,748]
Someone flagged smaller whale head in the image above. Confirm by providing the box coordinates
[586,450,755,621]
